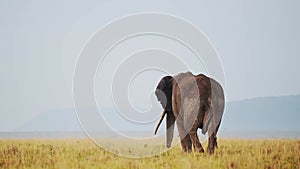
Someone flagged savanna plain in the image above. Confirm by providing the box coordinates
[0,139,299,169]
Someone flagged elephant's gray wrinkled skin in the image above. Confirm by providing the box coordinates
[154,72,224,154]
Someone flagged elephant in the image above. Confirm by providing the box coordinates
[154,72,224,154]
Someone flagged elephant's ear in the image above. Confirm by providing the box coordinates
[155,76,173,109]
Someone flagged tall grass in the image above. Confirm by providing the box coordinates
[0,139,299,169]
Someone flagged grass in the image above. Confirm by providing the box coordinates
[0,139,299,169]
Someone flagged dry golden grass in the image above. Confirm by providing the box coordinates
[0,139,299,169]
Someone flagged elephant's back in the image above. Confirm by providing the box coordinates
[172,73,209,110]
[172,72,224,111]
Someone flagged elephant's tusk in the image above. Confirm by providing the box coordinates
[154,111,166,135]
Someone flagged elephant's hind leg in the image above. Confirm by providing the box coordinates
[176,117,192,152]
[182,135,192,153]
[189,130,204,153]
[189,122,204,153]
[207,119,220,154]
[207,135,217,154]
[186,111,204,153]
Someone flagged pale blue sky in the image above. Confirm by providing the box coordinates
[0,0,300,131]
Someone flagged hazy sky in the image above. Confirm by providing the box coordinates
[1,0,300,131]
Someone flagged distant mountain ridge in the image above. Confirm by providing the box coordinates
[17,95,300,132]
[221,94,300,131]
[16,108,82,132]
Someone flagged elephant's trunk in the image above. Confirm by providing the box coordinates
[154,110,166,135]
[154,110,175,148]
[166,111,175,148]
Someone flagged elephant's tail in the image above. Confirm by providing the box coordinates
[202,110,212,134]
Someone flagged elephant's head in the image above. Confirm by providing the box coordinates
[155,76,173,111]
[154,76,175,148]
